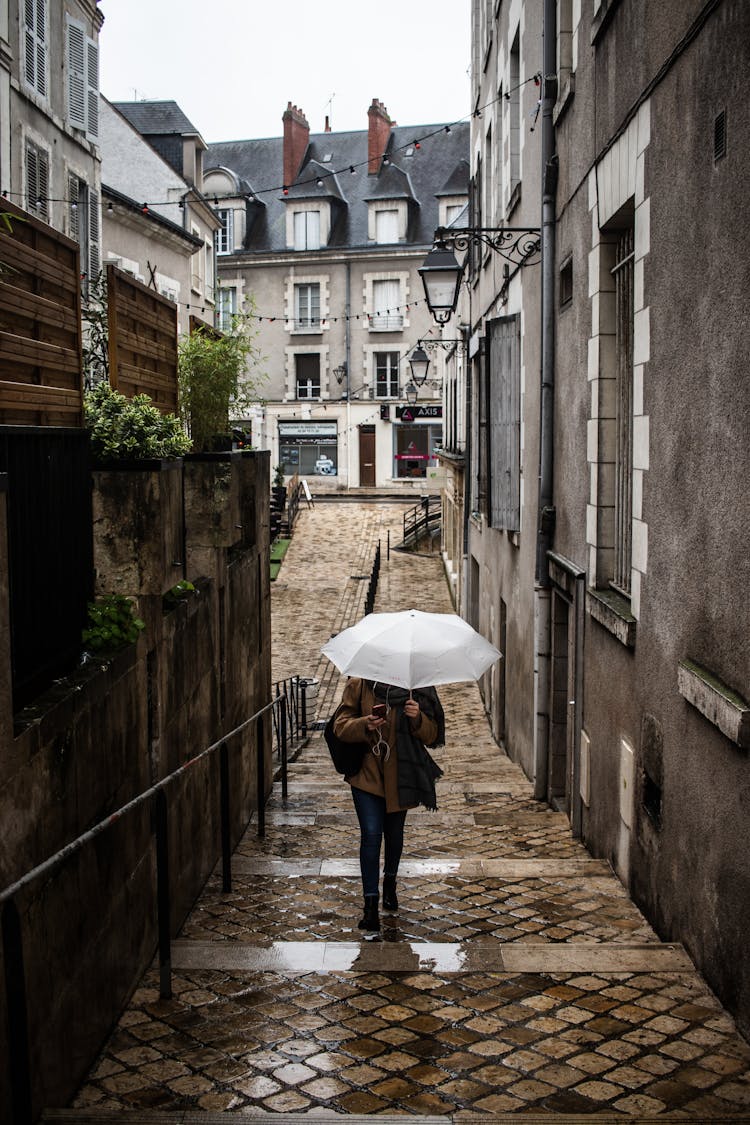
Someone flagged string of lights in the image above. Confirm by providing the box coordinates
[1,73,544,209]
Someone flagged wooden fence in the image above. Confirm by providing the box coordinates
[107,264,179,415]
[0,199,83,427]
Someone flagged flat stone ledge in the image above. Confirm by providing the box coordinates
[232,856,613,878]
[587,587,636,648]
[678,658,750,750]
[172,939,692,975]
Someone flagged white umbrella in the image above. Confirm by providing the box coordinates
[321,609,502,691]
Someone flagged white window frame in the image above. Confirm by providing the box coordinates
[215,208,233,254]
[294,282,321,331]
[371,278,403,331]
[293,210,321,251]
[66,15,99,139]
[23,0,47,99]
[368,200,407,243]
[216,286,237,333]
[375,209,399,244]
[374,351,400,398]
[295,353,321,399]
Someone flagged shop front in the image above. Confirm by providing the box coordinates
[394,405,442,479]
[278,420,339,477]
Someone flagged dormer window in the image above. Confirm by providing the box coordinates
[294,210,320,250]
[368,200,408,243]
[375,209,399,244]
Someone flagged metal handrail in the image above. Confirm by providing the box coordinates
[403,495,441,547]
[1,693,290,1125]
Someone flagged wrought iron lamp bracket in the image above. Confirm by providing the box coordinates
[433,225,541,268]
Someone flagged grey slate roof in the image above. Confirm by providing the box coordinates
[113,100,202,137]
[205,120,469,253]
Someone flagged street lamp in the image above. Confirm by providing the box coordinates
[417,244,463,325]
[333,363,347,384]
[408,344,430,386]
[404,381,419,405]
[419,226,541,324]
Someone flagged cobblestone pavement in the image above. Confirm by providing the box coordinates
[58,503,750,1123]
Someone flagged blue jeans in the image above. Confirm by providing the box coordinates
[351,787,407,897]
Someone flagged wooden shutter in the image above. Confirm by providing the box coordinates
[26,142,49,220]
[86,37,99,138]
[88,188,101,278]
[67,17,86,130]
[488,315,521,531]
[24,0,47,97]
[68,172,80,240]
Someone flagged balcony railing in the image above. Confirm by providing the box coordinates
[369,314,404,331]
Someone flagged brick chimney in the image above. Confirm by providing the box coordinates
[368,98,392,173]
[282,102,310,188]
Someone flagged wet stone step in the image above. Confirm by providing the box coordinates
[172,940,691,974]
[42,1113,750,1124]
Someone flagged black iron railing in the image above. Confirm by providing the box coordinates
[0,692,291,1125]
[402,495,441,550]
[364,541,381,615]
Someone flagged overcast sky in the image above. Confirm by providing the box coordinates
[99,1,471,144]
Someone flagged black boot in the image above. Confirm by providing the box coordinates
[382,875,398,912]
[358,894,380,934]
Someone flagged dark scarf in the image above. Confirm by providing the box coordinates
[369,682,445,811]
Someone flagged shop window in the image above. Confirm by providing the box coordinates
[394,423,442,479]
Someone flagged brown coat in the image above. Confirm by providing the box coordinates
[333,678,439,812]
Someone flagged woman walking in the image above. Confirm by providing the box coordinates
[332,678,445,936]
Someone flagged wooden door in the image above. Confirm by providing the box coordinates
[359,425,375,486]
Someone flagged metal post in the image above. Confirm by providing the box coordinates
[256,714,266,838]
[2,900,32,1125]
[154,792,172,1000]
[220,741,232,893]
[280,697,288,803]
[301,681,308,736]
[387,528,390,560]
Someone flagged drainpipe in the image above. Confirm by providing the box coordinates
[460,325,472,618]
[533,0,558,800]
[345,262,351,489]
[537,0,558,583]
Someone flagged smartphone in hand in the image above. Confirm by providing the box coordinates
[372,703,387,719]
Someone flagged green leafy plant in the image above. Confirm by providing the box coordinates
[82,594,145,653]
[84,381,191,462]
[273,464,285,487]
[162,579,196,613]
[178,294,266,452]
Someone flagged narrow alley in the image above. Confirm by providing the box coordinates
[49,502,750,1123]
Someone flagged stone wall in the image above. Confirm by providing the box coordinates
[0,449,271,1121]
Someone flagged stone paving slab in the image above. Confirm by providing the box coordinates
[63,504,750,1121]
[70,964,750,1118]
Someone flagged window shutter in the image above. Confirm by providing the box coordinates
[68,172,80,240]
[488,315,521,531]
[67,18,86,130]
[88,189,101,278]
[26,143,48,219]
[24,0,47,97]
[86,38,99,138]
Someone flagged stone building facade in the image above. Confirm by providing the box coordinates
[461,0,750,1035]
[204,100,469,491]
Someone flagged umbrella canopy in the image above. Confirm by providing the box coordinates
[321,609,502,691]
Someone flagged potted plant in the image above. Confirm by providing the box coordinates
[271,464,287,511]
[177,295,265,453]
[84,382,189,596]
